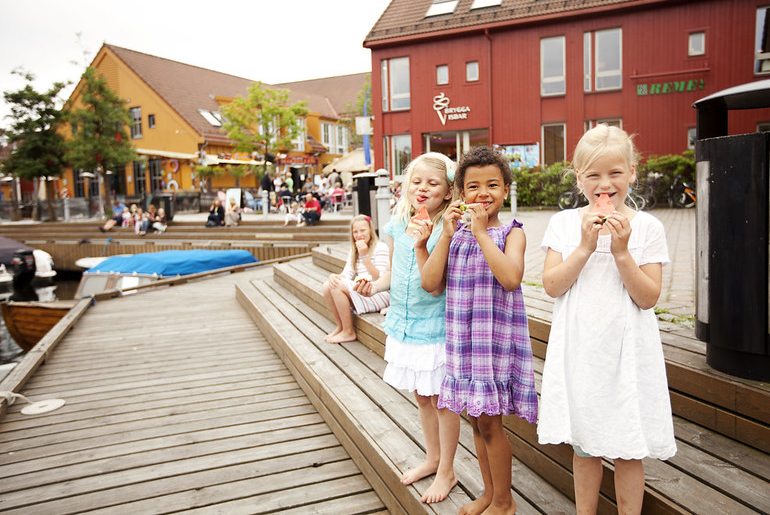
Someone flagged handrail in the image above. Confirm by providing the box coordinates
[91,252,312,301]
[0,297,92,417]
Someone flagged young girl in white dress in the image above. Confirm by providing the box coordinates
[322,215,390,343]
[538,124,676,514]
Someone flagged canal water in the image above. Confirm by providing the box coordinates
[0,273,82,366]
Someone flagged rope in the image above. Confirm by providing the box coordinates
[0,391,33,406]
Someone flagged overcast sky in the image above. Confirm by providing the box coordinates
[0,0,392,128]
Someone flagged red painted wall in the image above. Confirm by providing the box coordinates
[370,0,770,169]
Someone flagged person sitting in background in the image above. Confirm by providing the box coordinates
[134,207,149,235]
[100,199,127,232]
[301,192,322,226]
[225,198,242,227]
[278,184,293,212]
[283,200,304,226]
[329,184,347,211]
[206,199,225,227]
[121,206,133,228]
[152,207,168,233]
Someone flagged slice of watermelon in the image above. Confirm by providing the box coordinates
[595,193,614,222]
[414,205,430,220]
[407,205,431,238]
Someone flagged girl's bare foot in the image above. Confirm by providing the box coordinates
[421,471,457,504]
[324,328,342,342]
[328,331,357,343]
[401,461,438,485]
[459,494,492,515]
[480,501,516,515]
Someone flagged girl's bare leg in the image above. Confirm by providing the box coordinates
[614,459,644,515]
[476,415,514,515]
[402,393,440,485]
[459,417,493,515]
[328,284,356,343]
[573,454,603,515]
[321,281,343,341]
[422,402,459,503]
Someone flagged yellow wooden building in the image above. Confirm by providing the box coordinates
[61,44,367,199]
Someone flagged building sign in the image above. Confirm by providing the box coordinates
[636,78,705,96]
[279,155,318,165]
[495,144,540,169]
[432,93,471,126]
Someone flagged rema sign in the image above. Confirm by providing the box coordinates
[636,78,705,96]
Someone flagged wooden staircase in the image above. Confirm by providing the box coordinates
[235,247,770,514]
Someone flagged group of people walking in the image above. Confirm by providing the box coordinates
[322,124,675,514]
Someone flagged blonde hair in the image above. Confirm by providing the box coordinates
[572,124,639,177]
[393,152,456,225]
[349,214,379,266]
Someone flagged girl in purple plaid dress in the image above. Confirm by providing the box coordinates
[421,147,538,515]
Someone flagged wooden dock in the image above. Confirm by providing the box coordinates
[0,264,385,513]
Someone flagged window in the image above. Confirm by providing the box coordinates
[149,159,163,192]
[471,0,501,8]
[129,107,142,139]
[542,124,565,165]
[381,57,410,111]
[148,114,156,129]
[74,169,85,198]
[336,125,348,154]
[585,119,622,132]
[133,160,147,195]
[198,109,222,127]
[392,135,412,176]
[541,36,566,96]
[758,122,770,132]
[321,122,336,152]
[689,32,705,56]
[756,7,770,74]
[466,61,479,82]
[687,127,697,150]
[436,65,449,85]
[292,118,306,151]
[595,28,622,90]
[426,0,457,17]
[584,32,592,92]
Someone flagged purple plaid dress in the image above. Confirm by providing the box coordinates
[437,219,538,422]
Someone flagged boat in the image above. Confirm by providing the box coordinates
[2,249,258,352]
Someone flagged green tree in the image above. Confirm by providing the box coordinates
[65,67,135,217]
[221,82,307,180]
[344,74,371,148]
[3,69,68,221]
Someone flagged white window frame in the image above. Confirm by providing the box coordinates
[388,57,410,111]
[148,114,156,129]
[391,134,412,176]
[292,117,306,151]
[594,28,622,91]
[466,61,479,82]
[198,109,222,127]
[541,36,566,96]
[321,122,335,151]
[129,107,142,139]
[436,64,449,85]
[541,123,566,165]
[687,127,697,150]
[426,0,458,17]
[755,6,770,75]
[585,119,622,132]
[688,31,705,56]
[471,0,501,8]
[336,125,347,154]
[381,60,389,111]
[584,32,592,92]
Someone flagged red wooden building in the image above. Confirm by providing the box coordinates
[364,0,770,174]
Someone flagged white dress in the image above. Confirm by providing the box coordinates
[537,209,677,460]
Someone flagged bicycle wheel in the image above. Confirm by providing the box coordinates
[558,191,577,210]
[628,191,646,211]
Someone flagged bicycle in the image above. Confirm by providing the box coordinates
[669,175,696,208]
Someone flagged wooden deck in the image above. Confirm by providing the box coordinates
[0,266,385,513]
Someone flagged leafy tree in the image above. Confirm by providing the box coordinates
[2,69,68,221]
[221,82,307,180]
[65,67,135,217]
[344,74,371,148]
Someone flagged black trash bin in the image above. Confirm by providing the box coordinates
[353,172,377,218]
[693,79,770,381]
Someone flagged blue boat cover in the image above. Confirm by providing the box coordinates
[86,250,257,277]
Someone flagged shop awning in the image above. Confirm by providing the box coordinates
[135,148,198,160]
[204,155,265,166]
[322,148,373,175]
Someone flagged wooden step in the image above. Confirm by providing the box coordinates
[236,276,575,514]
[310,246,770,454]
[275,254,769,514]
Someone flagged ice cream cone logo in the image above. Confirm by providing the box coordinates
[433,93,450,126]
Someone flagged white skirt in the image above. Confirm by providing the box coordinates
[383,335,445,396]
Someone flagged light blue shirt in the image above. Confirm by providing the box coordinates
[383,219,446,344]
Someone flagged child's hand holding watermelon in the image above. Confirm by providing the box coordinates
[594,193,615,224]
[408,205,432,242]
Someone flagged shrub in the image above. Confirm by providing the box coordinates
[512,162,574,207]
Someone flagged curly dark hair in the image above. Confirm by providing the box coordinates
[455,146,512,191]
